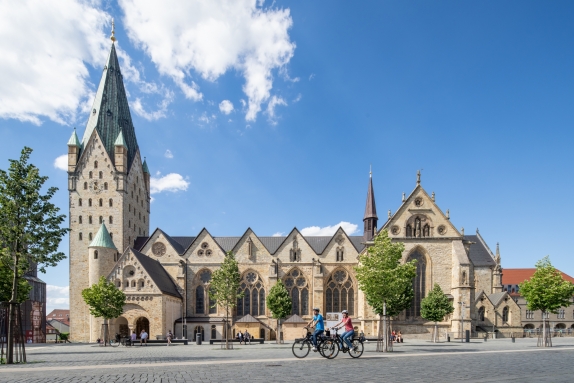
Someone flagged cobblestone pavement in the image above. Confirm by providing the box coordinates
[2,337,574,382]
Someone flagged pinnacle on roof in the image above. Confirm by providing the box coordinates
[81,42,139,170]
[89,222,116,249]
[114,130,127,148]
[67,128,81,147]
[142,157,149,174]
[363,170,378,220]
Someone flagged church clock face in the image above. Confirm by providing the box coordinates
[89,180,102,194]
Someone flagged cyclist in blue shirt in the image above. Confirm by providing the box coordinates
[306,308,325,351]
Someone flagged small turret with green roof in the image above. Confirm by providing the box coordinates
[67,128,81,147]
[142,157,150,174]
[114,130,127,149]
[89,222,117,250]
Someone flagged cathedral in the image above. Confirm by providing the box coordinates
[68,38,522,343]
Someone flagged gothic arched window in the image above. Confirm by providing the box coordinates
[283,269,309,316]
[478,306,485,322]
[325,269,354,315]
[237,271,265,316]
[84,182,88,190]
[195,270,215,315]
[502,306,509,323]
[89,171,93,179]
[406,251,426,318]
[94,250,98,260]
[109,216,113,224]
[109,199,113,207]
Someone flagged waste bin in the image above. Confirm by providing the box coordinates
[447,335,450,342]
[465,330,470,343]
[196,334,202,345]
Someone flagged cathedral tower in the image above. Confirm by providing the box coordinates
[68,32,150,342]
[363,170,378,241]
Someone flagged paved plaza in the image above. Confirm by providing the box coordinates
[2,337,574,382]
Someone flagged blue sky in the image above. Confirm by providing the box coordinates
[1,1,573,312]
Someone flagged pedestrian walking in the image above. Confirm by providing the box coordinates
[140,329,148,346]
[167,330,173,346]
[244,330,251,345]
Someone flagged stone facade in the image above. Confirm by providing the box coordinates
[68,41,519,343]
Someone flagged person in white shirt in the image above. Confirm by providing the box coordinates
[140,330,148,346]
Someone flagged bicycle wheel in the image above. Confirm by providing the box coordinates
[349,340,364,358]
[292,340,310,358]
[321,339,339,359]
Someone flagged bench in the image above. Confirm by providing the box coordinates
[209,338,264,345]
[134,339,189,345]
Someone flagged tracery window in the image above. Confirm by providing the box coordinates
[325,269,354,315]
[284,269,309,316]
[502,306,509,322]
[237,271,265,316]
[406,251,426,318]
[195,270,216,314]
[478,306,485,321]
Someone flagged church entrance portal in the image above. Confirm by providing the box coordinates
[135,317,149,338]
[194,325,204,341]
[116,317,129,337]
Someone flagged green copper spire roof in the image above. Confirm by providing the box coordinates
[114,130,127,148]
[67,128,81,147]
[89,222,117,249]
[81,43,139,169]
[142,157,150,174]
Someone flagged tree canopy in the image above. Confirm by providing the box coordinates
[354,230,417,316]
[0,265,30,303]
[81,276,126,319]
[519,256,574,314]
[266,280,292,320]
[421,283,454,322]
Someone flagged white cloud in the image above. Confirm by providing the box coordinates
[309,73,315,81]
[272,232,284,237]
[46,285,69,313]
[300,221,359,236]
[266,95,287,124]
[219,100,234,115]
[150,173,190,194]
[293,93,302,103]
[131,88,174,121]
[54,154,68,171]
[0,1,111,125]
[164,149,174,159]
[120,0,296,121]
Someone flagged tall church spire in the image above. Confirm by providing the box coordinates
[363,169,378,241]
[81,40,139,170]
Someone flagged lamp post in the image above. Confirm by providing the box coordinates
[458,302,466,342]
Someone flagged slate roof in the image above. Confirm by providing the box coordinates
[283,314,307,323]
[236,314,261,323]
[487,292,507,306]
[133,234,366,255]
[81,43,139,169]
[464,235,495,267]
[129,248,181,298]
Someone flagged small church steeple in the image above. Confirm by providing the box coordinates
[363,168,378,241]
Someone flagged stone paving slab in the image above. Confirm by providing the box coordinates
[2,338,574,382]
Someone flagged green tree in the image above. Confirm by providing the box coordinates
[421,283,454,342]
[0,147,68,363]
[0,262,31,303]
[519,256,574,347]
[354,230,417,352]
[81,276,126,346]
[266,280,292,343]
[210,251,242,349]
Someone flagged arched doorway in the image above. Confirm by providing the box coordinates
[116,317,129,337]
[259,328,265,339]
[135,317,150,338]
[211,325,217,340]
[194,325,204,341]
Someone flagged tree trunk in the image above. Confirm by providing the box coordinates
[225,304,229,350]
[7,254,20,364]
[542,315,546,347]
[382,302,388,352]
[434,322,438,343]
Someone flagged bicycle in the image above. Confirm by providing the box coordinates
[329,328,365,358]
[291,327,337,359]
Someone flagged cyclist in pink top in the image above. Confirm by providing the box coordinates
[332,310,354,350]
